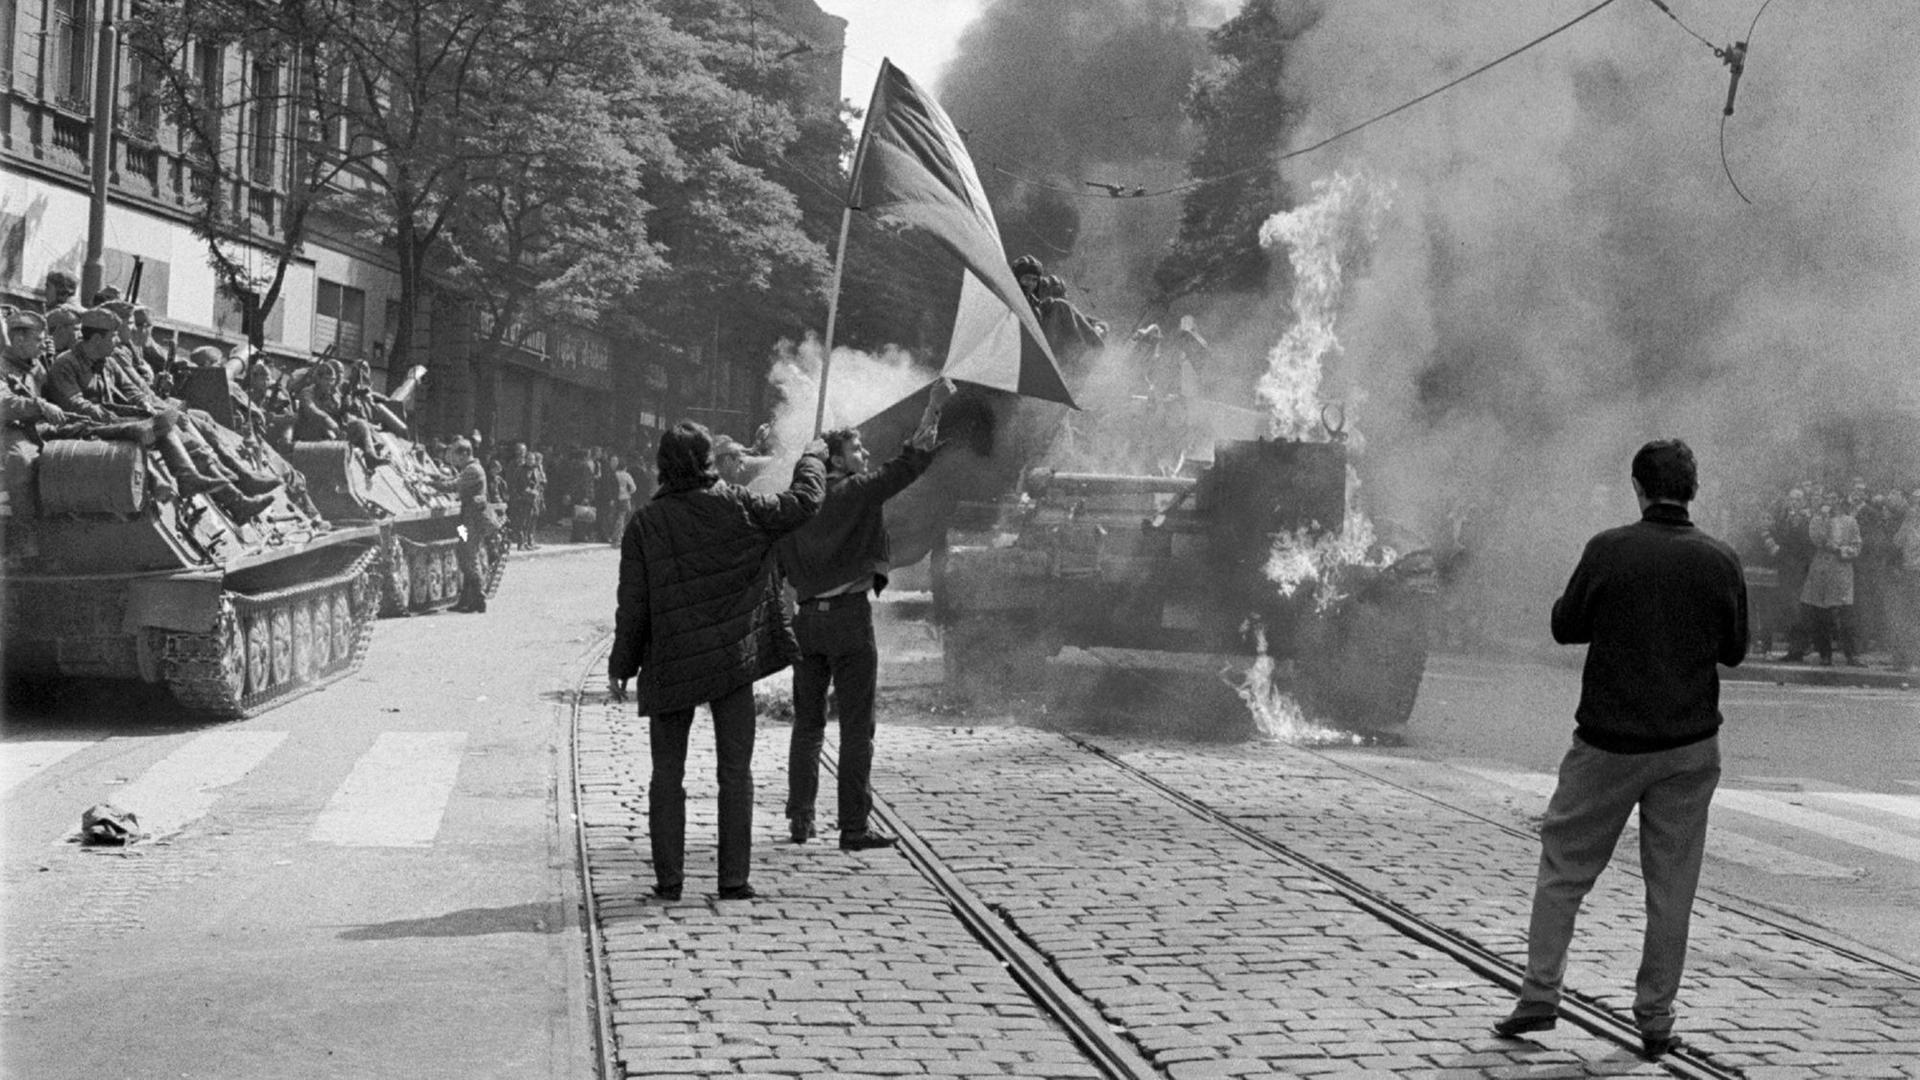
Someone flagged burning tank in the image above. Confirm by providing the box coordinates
[929,431,1434,741]
[3,433,382,718]
[180,365,506,617]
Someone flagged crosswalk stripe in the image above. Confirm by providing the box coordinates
[310,732,468,847]
[1448,763,1864,879]
[1713,789,1920,864]
[103,731,288,838]
[2,740,97,798]
[1810,791,1920,824]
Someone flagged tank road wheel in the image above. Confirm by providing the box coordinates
[292,601,316,683]
[308,597,332,671]
[381,536,412,616]
[245,610,273,694]
[409,550,432,609]
[331,592,353,665]
[160,606,249,717]
[1294,591,1431,742]
[440,549,459,601]
[270,606,294,686]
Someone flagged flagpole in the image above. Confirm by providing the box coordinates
[814,62,892,436]
[813,205,853,435]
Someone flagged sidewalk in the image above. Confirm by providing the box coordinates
[576,655,1920,1078]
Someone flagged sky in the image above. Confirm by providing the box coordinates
[815,0,983,103]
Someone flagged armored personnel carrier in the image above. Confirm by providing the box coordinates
[179,366,506,617]
[932,436,1434,739]
[285,434,506,616]
[3,437,381,717]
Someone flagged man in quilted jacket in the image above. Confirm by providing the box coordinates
[609,421,827,901]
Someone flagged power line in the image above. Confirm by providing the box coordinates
[980,0,1628,204]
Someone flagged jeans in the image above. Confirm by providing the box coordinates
[786,598,879,835]
[648,682,757,891]
[1515,734,1720,1036]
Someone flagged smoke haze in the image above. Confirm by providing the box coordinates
[1273,0,1919,627]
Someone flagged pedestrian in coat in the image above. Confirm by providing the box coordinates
[1888,489,1920,671]
[1496,439,1747,1059]
[608,421,827,901]
[1799,496,1863,665]
[1764,487,1814,660]
[777,379,952,851]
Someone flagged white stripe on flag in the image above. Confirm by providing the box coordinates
[2,740,97,797]
[108,731,288,837]
[311,732,468,847]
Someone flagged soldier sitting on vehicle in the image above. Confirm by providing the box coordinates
[43,308,276,522]
[296,359,393,469]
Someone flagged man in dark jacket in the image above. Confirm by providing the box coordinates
[777,379,952,851]
[1495,439,1747,1059]
[610,421,827,901]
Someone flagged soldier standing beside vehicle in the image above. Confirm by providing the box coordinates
[777,379,952,851]
[1496,439,1746,1060]
[432,437,493,614]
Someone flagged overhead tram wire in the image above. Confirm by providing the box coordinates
[971,0,1629,204]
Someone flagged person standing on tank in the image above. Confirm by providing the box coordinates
[608,422,827,901]
[777,379,953,851]
[1495,439,1747,1059]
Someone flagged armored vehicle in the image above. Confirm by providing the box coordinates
[932,436,1434,739]
[4,437,381,717]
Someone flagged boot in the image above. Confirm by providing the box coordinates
[207,482,276,523]
[158,432,232,493]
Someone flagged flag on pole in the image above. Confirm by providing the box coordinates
[849,60,1076,408]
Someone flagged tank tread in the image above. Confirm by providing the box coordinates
[160,545,380,717]
[483,533,509,598]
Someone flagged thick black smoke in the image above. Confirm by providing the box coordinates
[937,0,1230,328]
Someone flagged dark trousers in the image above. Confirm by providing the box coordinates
[648,682,757,891]
[1515,735,1720,1037]
[455,535,484,610]
[786,597,879,835]
[1801,602,1857,661]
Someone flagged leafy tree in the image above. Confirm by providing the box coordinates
[1153,0,1318,304]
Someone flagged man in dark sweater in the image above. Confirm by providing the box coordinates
[1495,439,1748,1058]
[778,379,953,851]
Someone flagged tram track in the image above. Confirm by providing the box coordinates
[818,733,1757,1080]
[570,650,1901,1079]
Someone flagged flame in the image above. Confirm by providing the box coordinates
[1232,625,1360,746]
[1256,171,1394,440]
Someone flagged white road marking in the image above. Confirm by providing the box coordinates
[310,731,468,847]
[101,731,288,838]
[1714,789,1920,864]
[1,740,97,797]
[1448,763,1864,880]
[1810,791,1920,824]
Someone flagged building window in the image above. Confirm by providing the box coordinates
[248,60,280,182]
[186,41,223,155]
[51,0,91,106]
[314,279,366,358]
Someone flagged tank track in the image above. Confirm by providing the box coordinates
[157,545,381,718]
[483,532,509,598]
[376,530,509,615]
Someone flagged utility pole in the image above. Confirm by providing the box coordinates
[81,0,120,302]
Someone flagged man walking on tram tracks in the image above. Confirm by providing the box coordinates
[609,421,827,901]
[1495,438,1748,1059]
[778,379,953,851]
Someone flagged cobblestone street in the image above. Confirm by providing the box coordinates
[576,637,1920,1078]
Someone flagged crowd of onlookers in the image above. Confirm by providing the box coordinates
[1732,477,1920,670]
[438,426,774,552]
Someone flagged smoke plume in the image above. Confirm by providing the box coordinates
[1274,0,1920,632]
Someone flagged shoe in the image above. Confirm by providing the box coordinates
[716,884,757,900]
[1844,658,1867,668]
[1492,1013,1557,1039]
[1641,1032,1684,1058]
[789,816,815,844]
[213,487,277,523]
[839,830,897,851]
[651,883,680,901]
[1819,657,1834,667]
[1777,653,1805,663]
